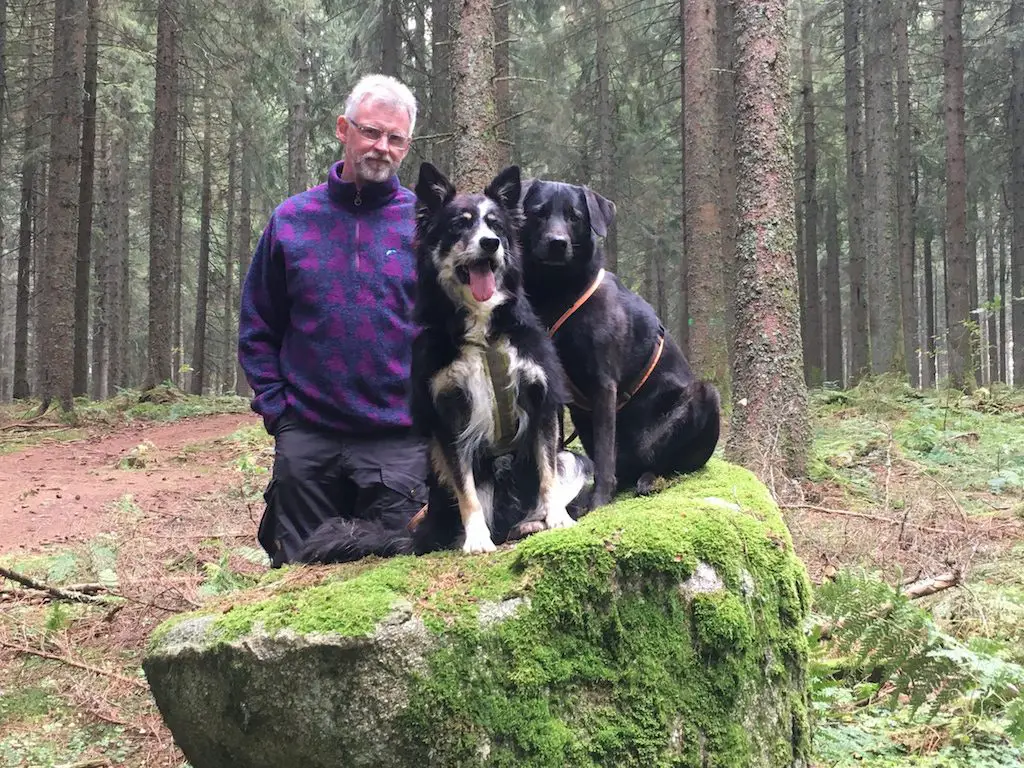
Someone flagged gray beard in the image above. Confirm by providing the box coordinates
[355,154,397,184]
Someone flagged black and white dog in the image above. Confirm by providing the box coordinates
[519,178,721,510]
[300,164,592,563]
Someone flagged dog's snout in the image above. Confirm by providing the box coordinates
[479,236,500,253]
[547,237,569,254]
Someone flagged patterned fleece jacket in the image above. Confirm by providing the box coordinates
[238,161,418,435]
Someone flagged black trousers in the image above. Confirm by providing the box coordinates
[257,413,429,567]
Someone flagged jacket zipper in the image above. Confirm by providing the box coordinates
[354,191,362,270]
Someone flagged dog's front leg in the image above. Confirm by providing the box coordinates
[431,441,496,554]
[590,380,618,507]
[454,477,496,554]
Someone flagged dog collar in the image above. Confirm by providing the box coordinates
[548,268,606,336]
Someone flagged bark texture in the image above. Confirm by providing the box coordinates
[726,0,809,479]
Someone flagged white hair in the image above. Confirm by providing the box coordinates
[344,74,418,136]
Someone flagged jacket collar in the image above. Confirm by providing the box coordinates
[327,161,399,211]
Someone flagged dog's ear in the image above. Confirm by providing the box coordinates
[519,177,536,207]
[485,165,522,212]
[583,188,616,238]
[415,162,456,213]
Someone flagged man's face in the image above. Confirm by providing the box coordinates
[336,98,412,185]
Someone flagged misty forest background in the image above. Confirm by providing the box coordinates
[0,0,1021,436]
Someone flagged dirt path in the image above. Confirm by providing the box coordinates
[0,412,262,555]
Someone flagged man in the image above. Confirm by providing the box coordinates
[238,74,427,566]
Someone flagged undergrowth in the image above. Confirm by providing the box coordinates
[806,377,1024,766]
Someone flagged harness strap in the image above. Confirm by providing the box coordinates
[564,326,666,413]
[484,343,518,454]
[549,268,606,336]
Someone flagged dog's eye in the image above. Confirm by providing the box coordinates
[484,214,503,231]
[567,208,582,222]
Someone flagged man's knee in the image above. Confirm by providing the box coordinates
[348,437,429,530]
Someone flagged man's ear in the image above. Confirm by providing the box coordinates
[584,188,616,238]
[415,162,456,213]
[485,165,521,212]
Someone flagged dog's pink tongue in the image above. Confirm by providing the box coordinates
[468,265,496,302]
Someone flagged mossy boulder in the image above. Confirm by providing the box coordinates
[143,458,812,768]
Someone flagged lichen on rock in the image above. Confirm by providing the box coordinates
[144,458,812,768]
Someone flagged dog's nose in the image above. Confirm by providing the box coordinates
[547,237,569,255]
[480,236,500,253]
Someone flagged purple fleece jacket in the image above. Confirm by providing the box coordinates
[238,161,418,434]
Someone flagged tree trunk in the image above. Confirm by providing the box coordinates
[223,107,238,395]
[73,0,100,397]
[12,6,38,401]
[382,0,401,76]
[191,70,214,396]
[107,102,129,393]
[984,204,997,384]
[843,0,869,383]
[235,135,253,398]
[998,208,1007,383]
[863,0,902,376]
[288,11,309,195]
[430,0,453,174]
[91,125,110,400]
[942,0,971,390]
[824,170,844,385]
[594,0,617,272]
[922,222,936,388]
[684,0,728,394]
[0,0,7,380]
[492,0,511,169]
[895,0,918,386]
[1010,0,1024,387]
[172,81,185,388]
[726,0,809,479]
[800,0,822,387]
[678,0,689,356]
[38,0,84,414]
[144,0,178,391]
[451,0,499,190]
[717,0,737,372]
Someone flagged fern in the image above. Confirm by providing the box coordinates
[812,569,1024,731]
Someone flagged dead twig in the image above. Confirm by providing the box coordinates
[0,638,150,691]
[0,566,116,606]
[779,503,964,536]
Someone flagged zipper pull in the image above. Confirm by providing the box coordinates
[354,191,362,206]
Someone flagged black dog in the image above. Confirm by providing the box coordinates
[519,179,721,509]
[299,164,592,564]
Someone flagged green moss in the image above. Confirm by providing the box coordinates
[391,462,811,766]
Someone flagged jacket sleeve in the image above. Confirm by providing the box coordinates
[238,218,290,430]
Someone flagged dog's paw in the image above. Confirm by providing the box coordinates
[462,524,497,554]
[544,506,576,530]
[636,472,660,496]
[508,520,547,540]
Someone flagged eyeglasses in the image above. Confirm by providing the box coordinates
[349,120,411,149]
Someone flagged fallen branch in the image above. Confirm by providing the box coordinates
[902,570,960,599]
[1,421,70,432]
[0,566,115,606]
[0,639,149,691]
[815,570,960,641]
[779,503,963,536]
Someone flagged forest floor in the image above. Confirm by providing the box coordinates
[0,380,1021,767]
